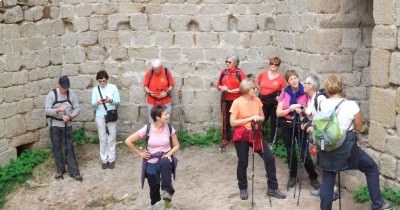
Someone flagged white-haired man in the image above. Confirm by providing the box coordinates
[143,59,175,122]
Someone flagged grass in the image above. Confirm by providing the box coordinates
[0,149,50,208]
[176,126,220,147]
[72,127,99,145]
[352,185,400,209]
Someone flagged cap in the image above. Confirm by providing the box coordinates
[58,76,70,89]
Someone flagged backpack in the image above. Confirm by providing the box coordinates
[144,123,173,149]
[46,89,73,121]
[312,99,348,152]
[314,89,329,111]
[146,67,170,87]
[218,68,242,86]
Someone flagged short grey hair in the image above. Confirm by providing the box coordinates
[226,55,240,67]
[304,74,320,91]
[151,59,161,68]
[239,78,255,94]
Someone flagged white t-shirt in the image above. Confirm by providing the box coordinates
[319,98,359,131]
[306,92,327,120]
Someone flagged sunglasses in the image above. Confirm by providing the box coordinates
[226,60,233,64]
[270,63,280,67]
[98,79,107,83]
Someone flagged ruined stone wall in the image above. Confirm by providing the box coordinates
[1,0,399,188]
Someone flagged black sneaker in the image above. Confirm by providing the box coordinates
[70,174,83,182]
[267,188,286,199]
[55,173,64,180]
[288,177,296,188]
[310,178,320,189]
[102,163,108,169]
[378,202,393,210]
[240,189,249,200]
[108,161,115,169]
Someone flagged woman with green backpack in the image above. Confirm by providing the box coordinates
[316,75,392,210]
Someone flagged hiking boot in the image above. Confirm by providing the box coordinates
[102,162,108,169]
[288,177,296,188]
[108,161,115,169]
[55,173,64,180]
[310,178,320,189]
[70,174,83,182]
[162,191,172,202]
[239,189,248,200]
[267,188,286,199]
[378,201,393,210]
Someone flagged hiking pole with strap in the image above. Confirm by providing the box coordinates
[293,118,304,198]
[271,117,279,147]
[287,113,298,191]
[64,112,81,179]
[220,91,227,152]
[251,121,256,209]
[296,131,310,206]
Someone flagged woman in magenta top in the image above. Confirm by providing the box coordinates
[256,56,286,144]
[276,70,318,189]
[125,105,180,206]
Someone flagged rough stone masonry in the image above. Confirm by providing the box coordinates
[0,0,399,189]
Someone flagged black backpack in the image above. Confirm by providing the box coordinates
[218,68,242,86]
[144,123,173,149]
[314,89,329,111]
[146,67,170,87]
[46,89,73,121]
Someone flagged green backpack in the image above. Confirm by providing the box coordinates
[312,99,348,152]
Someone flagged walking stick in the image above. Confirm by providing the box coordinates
[178,89,184,133]
[250,121,256,209]
[287,113,298,191]
[293,119,304,198]
[297,131,309,205]
[64,113,81,180]
[271,117,279,147]
[338,172,341,210]
[220,91,227,152]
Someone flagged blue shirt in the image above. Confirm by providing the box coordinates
[91,84,121,117]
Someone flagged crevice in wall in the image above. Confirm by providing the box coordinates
[62,18,74,32]
[228,14,237,31]
[265,17,275,30]
[16,142,34,157]
[140,6,146,14]
[117,21,130,30]
[187,19,199,31]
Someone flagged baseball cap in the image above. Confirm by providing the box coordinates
[58,76,70,89]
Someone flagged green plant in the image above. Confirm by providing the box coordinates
[382,187,400,206]
[0,149,50,208]
[73,128,99,145]
[177,126,221,147]
[352,186,370,203]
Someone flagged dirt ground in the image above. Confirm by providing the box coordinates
[4,143,370,210]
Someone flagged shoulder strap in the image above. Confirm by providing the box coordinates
[98,86,108,111]
[147,69,154,87]
[52,89,58,106]
[165,67,170,87]
[144,123,151,149]
[218,69,228,85]
[236,69,242,82]
[334,99,346,112]
[168,123,173,147]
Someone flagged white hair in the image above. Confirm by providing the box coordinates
[151,59,161,68]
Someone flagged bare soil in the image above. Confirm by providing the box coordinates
[4,144,369,210]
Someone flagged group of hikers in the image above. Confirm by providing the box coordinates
[44,56,393,210]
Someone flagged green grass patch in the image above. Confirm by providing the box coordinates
[177,126,220,147]
[0,149,50,208]
[73,128,99,145]
[353,185,400,209]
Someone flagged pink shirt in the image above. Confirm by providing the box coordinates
[136,124,176,163]
[277,91,308,120]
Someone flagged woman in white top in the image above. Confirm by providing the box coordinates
[317,75,391,210]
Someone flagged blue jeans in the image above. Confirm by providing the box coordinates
[320,146,384,210]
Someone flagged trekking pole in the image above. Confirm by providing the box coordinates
[338,171,341,210]
[297,131,309,205]
[251,121,255,209]
[65,112,81,179]
[178,89,184,133]
[287,113,297,191]
[293,118,304,198]
[271,117,279,147]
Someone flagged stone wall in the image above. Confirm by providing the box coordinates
[0,0,399,188]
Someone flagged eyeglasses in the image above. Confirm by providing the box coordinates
[304,82,311,85]
[270,63,280,67]
[226,60,233,64]
[98,79,107,83]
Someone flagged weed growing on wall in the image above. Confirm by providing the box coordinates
[176,126,221,147]
[0,149,50,208]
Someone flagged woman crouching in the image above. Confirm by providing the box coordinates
[125,105,180,205]
[230,78,286,200]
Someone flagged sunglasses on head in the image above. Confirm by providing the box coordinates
[270,63,280,67]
